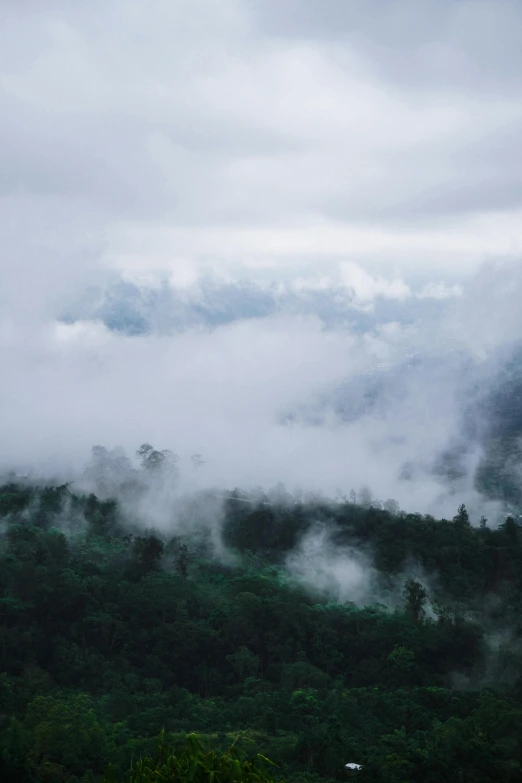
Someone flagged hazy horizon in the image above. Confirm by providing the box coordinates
[2,1,522,522]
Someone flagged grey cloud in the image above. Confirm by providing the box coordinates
[60,271,453,336]
[1,257,521,524]
[252,0,522,92]
[1,0,521,236]
[2,2,522,526]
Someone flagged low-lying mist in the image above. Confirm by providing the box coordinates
[2,259,522,525]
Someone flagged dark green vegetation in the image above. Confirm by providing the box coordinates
[1,483,522,781]
[102,732,277,783]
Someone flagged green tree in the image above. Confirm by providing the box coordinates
[104,732,277,783]
[26,693,106,778]
[387,645,415,672]
[137,444,178,475]
[131,533,164,578]
[403,578,428,623]
[453,503,470,526]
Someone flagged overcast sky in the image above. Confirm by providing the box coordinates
[2,1,522,518]
[2,0,522,293]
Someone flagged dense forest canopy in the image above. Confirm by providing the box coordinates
[5,0,522,780]
[2,462,522,782]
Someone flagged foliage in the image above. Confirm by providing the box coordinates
[104,732,277,783]
[1,481,522,781]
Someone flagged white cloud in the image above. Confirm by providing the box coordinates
[1,0,522,286]
[1,259,521,525]
[340,262,411,303]
[2,1,522,525]
[417,281,463,299]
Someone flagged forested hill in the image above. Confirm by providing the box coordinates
[1,483,522,782]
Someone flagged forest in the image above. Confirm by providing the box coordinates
[1,475,522,782]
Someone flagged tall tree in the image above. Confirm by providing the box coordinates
[403,578,428,623]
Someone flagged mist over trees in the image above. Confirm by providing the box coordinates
[2,467,522,781]
[4,0,522,778]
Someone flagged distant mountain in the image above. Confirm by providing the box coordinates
[60,276,451,335]
[59,275,522,509]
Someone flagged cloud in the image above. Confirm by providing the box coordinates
[0,262,504,520]
[2,2,522,527]
[1,0,522,287]
[252,0,522,93]
[417,282,463,300]
[444,260,522,358]
[286,527,376,606]
[340,262,411,304]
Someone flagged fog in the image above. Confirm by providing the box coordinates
[1,257,522,525]
[2,0,522,525]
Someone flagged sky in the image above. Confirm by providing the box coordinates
[2,0,522,288]
[1,0,522,519]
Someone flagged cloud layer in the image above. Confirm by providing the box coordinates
[2,0,522,284]
[2,1,522,524]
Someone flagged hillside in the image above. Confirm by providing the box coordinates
[1,483,522,781]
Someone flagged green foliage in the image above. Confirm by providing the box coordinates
[387,645,415,672]
[403,579,428,624]
[26,693,106,778]
[1,482,522,781]
[104,732,277,783]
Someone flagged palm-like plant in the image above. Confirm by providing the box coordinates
[104,732,278,783]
